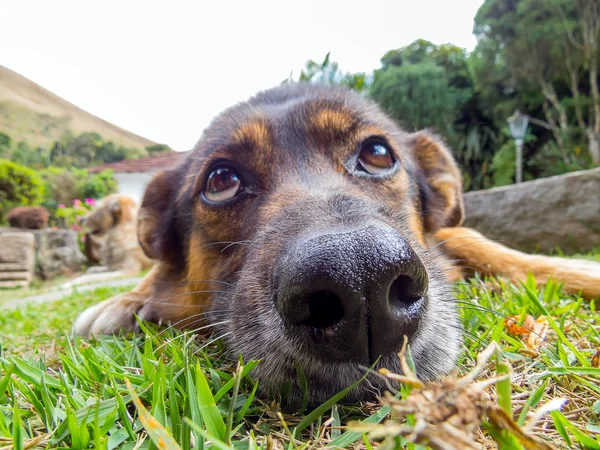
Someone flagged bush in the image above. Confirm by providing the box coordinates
[39,167,118,212]
[0,159,45,224]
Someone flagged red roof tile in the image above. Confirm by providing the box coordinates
[89,151,189,173]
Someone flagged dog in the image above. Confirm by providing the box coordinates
[73,83,600,405]
[82,194,153,275]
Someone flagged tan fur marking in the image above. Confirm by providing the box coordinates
[310,109,354,135]
[435,227,600,299]
[233,119,271,150]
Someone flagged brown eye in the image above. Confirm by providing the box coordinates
[358,141,395,174]
[204,167,241,202]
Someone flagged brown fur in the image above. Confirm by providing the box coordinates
[83,194,153,275]
[73,83,600,403]
[7,206,49,229]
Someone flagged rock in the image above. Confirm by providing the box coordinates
[0,231,35,288]
[0,271,31,281]
[463,167,600,254]
[33,229,86,279]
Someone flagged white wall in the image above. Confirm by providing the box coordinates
[114,172,155,203]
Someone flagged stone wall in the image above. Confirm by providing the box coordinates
[463,167,600,254]
[0,228,86,283]
[0,231,35,288]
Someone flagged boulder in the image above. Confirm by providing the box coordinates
[33,229,86,279]
[463,167,600,254]
[0,231,35,288]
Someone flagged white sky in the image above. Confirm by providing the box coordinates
[1,0,483,151]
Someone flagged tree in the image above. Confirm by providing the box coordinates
[298,53,370,92]
[372,40,500,190]
[0,132,11,158]
[146,144,172,155]
[370,62,459,135]
[474,0,600,164]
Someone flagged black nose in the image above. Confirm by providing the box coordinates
[276,224,428,363]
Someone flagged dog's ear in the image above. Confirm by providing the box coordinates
[138,169,184,264]
[109,195,135,224]
[410,131,464,231]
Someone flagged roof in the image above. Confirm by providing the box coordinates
[89,151,189,174]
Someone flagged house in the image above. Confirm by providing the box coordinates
[89,151,189,202]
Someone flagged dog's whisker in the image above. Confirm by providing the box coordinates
[191,332,233,356]
[455,301,547,339]
[198,240,252,251]
[427,235,507,254]
[142,290,242,309]
[154,320,231,352]
[139,310,232,339]
[221,240,253,252]
[441,265,481,273]
[427,238,502,261]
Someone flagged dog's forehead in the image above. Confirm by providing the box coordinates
[193,83,405,159]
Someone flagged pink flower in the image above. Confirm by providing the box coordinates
[85,198,96,206]
[82,236,87,242]
[57,204,65,209]
[76,216,82,222]
[73,199,81,206]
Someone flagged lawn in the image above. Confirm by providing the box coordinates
[0,271,599,449]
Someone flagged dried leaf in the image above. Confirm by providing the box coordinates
[505,314,535,336]
[526,316,549,350]
[591,349,600,368]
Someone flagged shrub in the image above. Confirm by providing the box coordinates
[39,167,118,212]
[0,159,45,224]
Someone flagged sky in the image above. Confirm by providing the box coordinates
[1,0,483,151]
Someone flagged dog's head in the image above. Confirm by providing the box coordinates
[139,83,464,405]
[83,194,137,236]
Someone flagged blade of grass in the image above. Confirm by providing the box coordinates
[194,361,226,442]
[125,378,182,450]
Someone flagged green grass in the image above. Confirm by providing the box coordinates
[0,273,599,449]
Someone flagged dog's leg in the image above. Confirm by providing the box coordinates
[435,227,600,299]
[72,264,205,337]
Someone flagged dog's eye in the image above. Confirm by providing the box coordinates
[358,141,395,174]
[204,167,241,202]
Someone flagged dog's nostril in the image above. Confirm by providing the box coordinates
[299,290,345,329]
[388,275,426,309]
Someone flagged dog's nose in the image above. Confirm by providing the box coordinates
[276,224,428,363]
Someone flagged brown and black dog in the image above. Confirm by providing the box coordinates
[74,83,600,405]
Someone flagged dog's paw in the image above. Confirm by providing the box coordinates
[72,292,146,337]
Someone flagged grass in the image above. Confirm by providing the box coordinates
[0,272,599,449]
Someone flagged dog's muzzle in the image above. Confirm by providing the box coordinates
[275,223,428,364]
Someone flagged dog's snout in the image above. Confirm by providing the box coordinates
[276,224,428,363]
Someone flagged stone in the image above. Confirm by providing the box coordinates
[0,262,30,271]
[0,231,35,288]
[33,229,86,279]
[0,271,31,281]
[463,167,600,254]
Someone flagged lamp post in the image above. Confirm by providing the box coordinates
[507,110,529,184]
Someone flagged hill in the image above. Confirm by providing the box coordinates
[0,65,155,150]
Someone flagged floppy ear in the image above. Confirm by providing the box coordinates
[138,169,184,265]
[411,131,464,231]
[109,195,135,224]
